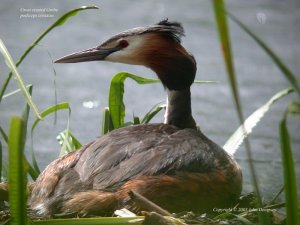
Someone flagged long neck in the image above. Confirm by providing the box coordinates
[164,87,196,129]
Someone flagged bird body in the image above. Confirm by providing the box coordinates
[29,20,242,217]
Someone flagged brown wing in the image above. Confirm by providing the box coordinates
[30,123,234,216]
[73,124,230,189]
[29,142,94,213]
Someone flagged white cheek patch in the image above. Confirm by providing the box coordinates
[105,37,145,65]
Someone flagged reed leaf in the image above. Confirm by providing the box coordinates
[0,39,41,119]
[224,88,294,155]
[212,1,268,223]
[21,85,32,146]
[108,72,158,128]
[212,1,239,107]
[31,102,70,131]
[8,117,27,225]
[2,84,33,100]
[141,103,166,124]
[0,125,8,144]
[133,115,141,125]
[101,107,114,135]
[56,129,82,155]
[0,6,99,103]
[280,103,300,225]
[20,85,40,179]
[227,13,300,98]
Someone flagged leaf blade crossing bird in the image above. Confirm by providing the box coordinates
[29,19,242,217]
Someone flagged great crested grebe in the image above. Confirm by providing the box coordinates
[29,19,242,217]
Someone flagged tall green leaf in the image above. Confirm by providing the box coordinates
[280,103,300,225]
[0,6,99,103]
[108,72,159,128]
[0,39,41,119]
[21,85,40,180]
[212,1,267,223]
[8,117,27,225]
[101,107,114,135]
[224,88,294,154]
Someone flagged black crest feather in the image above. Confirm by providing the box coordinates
[154,19,185,42]
[100,19,185,46]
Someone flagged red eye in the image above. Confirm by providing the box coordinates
[119,39,129,48]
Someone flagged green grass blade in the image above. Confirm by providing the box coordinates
[32,217,144,225]
[280,104,300,225]
[0,141,2,181]
[56,129,82,155]
[25,160,39,180]
[31,102,71,131]
[224,88,294,154]
[0,6,99,103]
[56,107,76,156]
[20,85,40,180]
[2,84,33,100]
[101,107,114,135]
[109,72,159,128]
[21,85,32,146]
[0,39,41,119]
[30,102,71,173]
[228,13,300,98]
[0,125,8,144]
[212,1,239,107]
[141,103,166,124]
[212,1,268,224]
[49,6,99,27]
[133,115,141,125]
[269,186,284,205]
[8,117,28,225]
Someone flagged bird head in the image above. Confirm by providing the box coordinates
[55,19,197,90]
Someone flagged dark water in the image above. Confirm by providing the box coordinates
[0,0,299,200]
